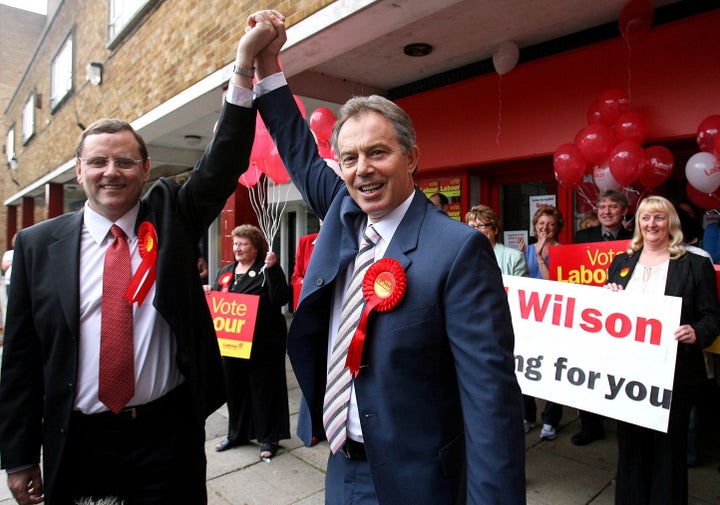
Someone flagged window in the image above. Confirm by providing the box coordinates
[108,0,150,44]
[22,93,35,143]
[50,34,73,110]
[5,127,15,164]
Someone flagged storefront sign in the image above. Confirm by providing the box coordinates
[504,275,680,432]
[206,291,259,358]
[418,177,462,221]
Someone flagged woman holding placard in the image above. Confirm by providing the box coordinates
[605,195,720,505]
[206,224,291,461]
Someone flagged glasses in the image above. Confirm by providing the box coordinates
[78,156,143,169]
[470,223,491,230]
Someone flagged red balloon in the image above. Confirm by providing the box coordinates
[238,163,262,188]
[317,139,333,159]
[309,107,336,142]
[576,123,616,165]
[250,129,273,174]
[615,110,649,144]
[638,145,674,189]
[553,143,586,189]
[608,140,644,187]
[619,0,654,42]
[598,88,630,125]
[714,135,720,159]
[264,146,291,184]
[697,114,720,153]
[686,182,720,211]
[587,99,602,125]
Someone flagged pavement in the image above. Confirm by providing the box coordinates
[0,358,718,504]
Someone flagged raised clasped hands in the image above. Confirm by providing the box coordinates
[234,10,286,85]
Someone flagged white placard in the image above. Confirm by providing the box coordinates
[504,230,528,252]
[504,275,681,432]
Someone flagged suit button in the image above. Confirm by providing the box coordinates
[67,382,73,391]
[315,278,324,286]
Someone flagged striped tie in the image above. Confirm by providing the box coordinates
[323,224,380,453]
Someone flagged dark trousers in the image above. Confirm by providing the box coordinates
[578,409,605,434]
[52,385,207,505]
[523,395,563,427]
[615,383,695,505]
[326,449,379,505]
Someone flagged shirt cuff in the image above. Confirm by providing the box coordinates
[253,72,287,99]
[225,84,253,109]
[7,464,36,474]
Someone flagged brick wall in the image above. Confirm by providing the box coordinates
[0,0,333,247]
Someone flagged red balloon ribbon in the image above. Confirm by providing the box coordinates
[124,221,158,306]
[346,258,407,377]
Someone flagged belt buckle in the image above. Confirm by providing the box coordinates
[121,406,138,420]
[341,441,354,459]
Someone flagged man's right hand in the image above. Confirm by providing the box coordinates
[250,10,287,80]
[7,465,44,505]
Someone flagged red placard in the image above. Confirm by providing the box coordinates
[206,291,259,358]
[548,240,629,286]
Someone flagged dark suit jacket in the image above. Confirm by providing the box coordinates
[257,86,525,504]
[0,101,256,500]
[574,224,633,244]
[607,250,720,385]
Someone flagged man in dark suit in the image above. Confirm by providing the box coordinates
[572,189,634,446]
[0,19,278,505]
[252,11,525,504]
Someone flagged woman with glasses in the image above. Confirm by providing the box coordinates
[465,205,528,277]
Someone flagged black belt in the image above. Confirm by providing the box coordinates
[72,383,188,426]
[341,439,366,460]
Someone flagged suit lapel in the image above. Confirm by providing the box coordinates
[382,189,426,271]
[48,212,83,338]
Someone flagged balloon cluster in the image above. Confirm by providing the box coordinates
[684,115,720,210]
[240,98,340,187]
[554,87,673,209]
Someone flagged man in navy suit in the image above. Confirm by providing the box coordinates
[572,189,634,446]
[0,19,277,505]
[250,11,525,504]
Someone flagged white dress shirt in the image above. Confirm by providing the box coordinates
[75,204,182,413]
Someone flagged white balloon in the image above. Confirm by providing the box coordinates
[593,163,622,192]
[492,40,520,75]
[685,151,720,194]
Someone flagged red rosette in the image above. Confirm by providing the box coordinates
[346,258,406,376]
[218,272,233,292]
[124,221,158,305]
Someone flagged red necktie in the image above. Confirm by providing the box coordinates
[99,224,135,414]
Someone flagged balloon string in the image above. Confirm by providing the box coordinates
[625,38,633,107]
[247,174,291,287]
[576,185,595,212]
[496,74,503,146]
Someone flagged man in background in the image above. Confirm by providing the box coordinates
[572,189,633,446]
[429,192,449,213]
